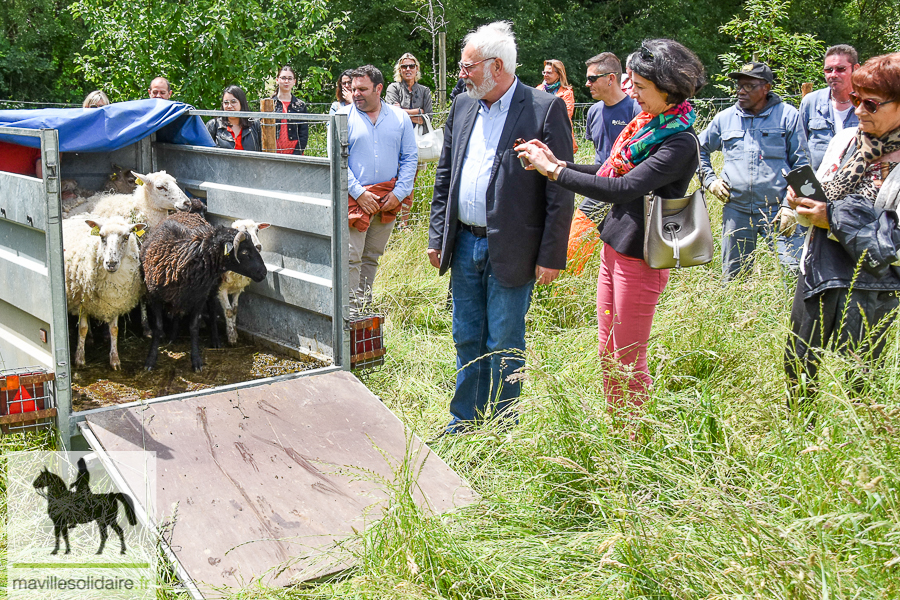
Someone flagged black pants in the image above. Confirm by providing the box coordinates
[784,278,899,405]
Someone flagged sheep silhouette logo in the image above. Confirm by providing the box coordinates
[31,458,137,555]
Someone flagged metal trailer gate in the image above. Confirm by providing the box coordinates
[0,111,474,597]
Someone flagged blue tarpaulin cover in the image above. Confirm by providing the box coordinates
[0,99,215,151]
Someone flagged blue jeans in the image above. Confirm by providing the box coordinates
[722,202,805,282]
[448,229,535,427]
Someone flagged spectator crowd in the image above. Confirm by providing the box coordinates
[2,24,899,440]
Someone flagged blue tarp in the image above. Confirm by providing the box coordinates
[0,99,215,152]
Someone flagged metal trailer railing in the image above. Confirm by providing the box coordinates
[0,111,351,448]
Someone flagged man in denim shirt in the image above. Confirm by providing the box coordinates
[799,45,860,171]
[700,62,810,282]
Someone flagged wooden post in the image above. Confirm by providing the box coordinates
[260,98,276,153]
[438,32,447,108]
[801,82,813,98]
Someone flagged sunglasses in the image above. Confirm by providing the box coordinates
[639,45,653,62]
[734,81,766,93]
[400,64,417,70]
[849,92,897,114]
[824,66,849,74]
[586,72,615,83]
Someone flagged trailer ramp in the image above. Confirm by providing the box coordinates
[80,370,474,597]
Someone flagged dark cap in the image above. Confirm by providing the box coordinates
[727,62,774,84]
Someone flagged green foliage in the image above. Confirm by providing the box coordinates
[68,0,346,108]
[718,0,825,96]
[0,0,89,103]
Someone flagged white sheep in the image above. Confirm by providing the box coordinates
[217,219,271,345]
[66,170,190,229]
[63,215,147,370]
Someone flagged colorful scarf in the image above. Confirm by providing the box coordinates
[542,81,561,94]
[823,127,900,203]
[598,101,696,179]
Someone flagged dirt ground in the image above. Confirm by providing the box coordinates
[70,319,327,412]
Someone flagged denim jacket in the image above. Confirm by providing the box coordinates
[699,93,809,211]
[799,87,859,171]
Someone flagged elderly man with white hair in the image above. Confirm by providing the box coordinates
[428,21,574,434]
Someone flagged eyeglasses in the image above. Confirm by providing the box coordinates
[849,92,897,114]
[639,45,654,61]
[586,72,615,84]
[824,66,848,74]
[222,99,240,106]
[278,76,295,81]
[734,81,765,93]
[400,64,417,70]
[459,57,497,75]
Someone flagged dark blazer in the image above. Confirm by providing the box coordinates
[428,80,575,287]
[269,94,309,153]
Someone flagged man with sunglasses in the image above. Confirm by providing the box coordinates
[799,45,861,171]
[700,61,810,282]
[583,53,640,166]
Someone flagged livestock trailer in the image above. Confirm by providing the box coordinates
[0,103,473,597]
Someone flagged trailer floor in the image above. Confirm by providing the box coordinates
[71,328,326,411]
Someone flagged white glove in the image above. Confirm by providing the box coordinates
[775,207,798,236]
[708,179,731,202]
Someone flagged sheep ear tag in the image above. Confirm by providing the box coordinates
[134,229,145,237]
[224,242,234,256]
[90,226,101,236]
[134,177,144,185]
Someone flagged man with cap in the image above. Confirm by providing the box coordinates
[699,62,809,282]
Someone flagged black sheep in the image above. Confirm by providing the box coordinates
[141,212,267,371]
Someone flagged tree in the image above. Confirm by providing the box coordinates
[0,0,88,103]
[68,0,346,108]
[717,0,824,96]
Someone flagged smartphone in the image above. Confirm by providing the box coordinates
[783,165,827,202]
[514,137,531,169]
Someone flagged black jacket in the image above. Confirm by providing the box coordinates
[800,194,900,299]
[428,80,575,287]
[270,94,309,153]
[557,130,699,260]
[206,117,262,152]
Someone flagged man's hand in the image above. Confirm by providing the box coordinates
[775,206,798,236]
[795,197,829,229]
[535,265,560,285]
[427,248,441,269]
[785,186,800,210]
[356,190,380,215]
[708,179,731,202]
[380,191,401,213]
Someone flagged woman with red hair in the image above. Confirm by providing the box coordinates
[785,52,900,406]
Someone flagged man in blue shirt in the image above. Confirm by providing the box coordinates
[799,45,860,171]
[344,65,417,311]
[700,62,810,282]
[583,53,640,166]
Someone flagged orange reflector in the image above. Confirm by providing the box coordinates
[3,375,19,391]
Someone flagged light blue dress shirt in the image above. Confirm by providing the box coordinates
[458,79,519,227]
[345,100,418,201]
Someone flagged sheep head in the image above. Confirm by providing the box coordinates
[222,228,267,282]
[231,219,271,252]
[85,217,147,273]
[132,170,191,212]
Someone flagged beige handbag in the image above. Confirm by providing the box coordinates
[642,135,713,269]
[415,115,443,163]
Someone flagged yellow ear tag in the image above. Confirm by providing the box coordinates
[90,226,101,236]
[135,229,145,237]
[135,177,144,185]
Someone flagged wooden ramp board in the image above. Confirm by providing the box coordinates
[83,370,475,596]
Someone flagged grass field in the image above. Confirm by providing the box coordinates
[2,145,898,599]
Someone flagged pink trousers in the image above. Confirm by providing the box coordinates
[597,243,669,411]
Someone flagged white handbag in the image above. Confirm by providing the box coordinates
[415,115,443,163]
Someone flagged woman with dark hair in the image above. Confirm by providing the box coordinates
[330,69,353,114]
[785,52,900,406]
[270,65,309,154]
[516,39,706,420]
[206,85,262,151]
